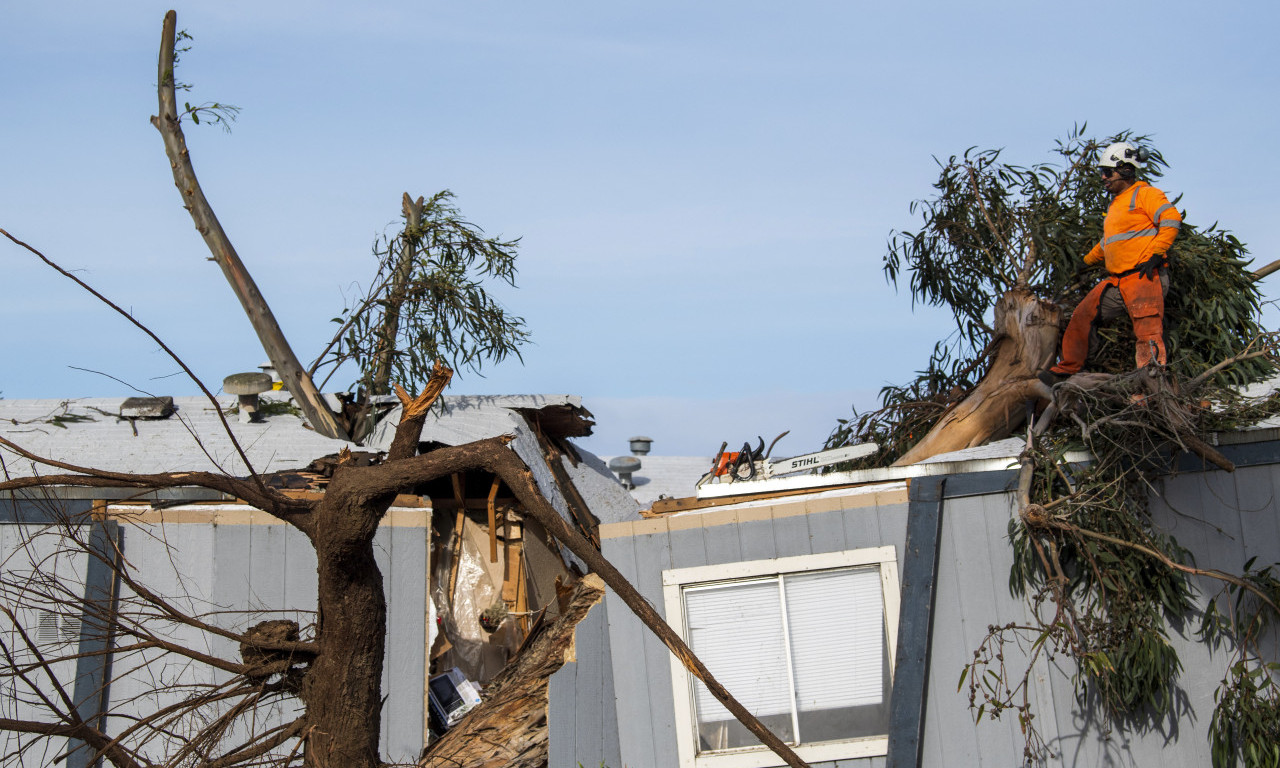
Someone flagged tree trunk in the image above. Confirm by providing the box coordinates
[894,288,1060,466]
[297,481,392,768]
[152,10,347,441]
[369,194,423,397]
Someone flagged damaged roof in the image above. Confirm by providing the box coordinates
[0,393,643,531]
[0,396,357,479]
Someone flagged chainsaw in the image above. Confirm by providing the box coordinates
[697,432,879,486]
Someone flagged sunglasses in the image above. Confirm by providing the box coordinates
[1100,168,1120,178]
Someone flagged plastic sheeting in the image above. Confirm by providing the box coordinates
[430,517,520,682]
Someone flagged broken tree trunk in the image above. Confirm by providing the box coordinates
[471,450,812,768]
[894,287,1061,466]
[369,193,423,397]
[419,574,606,768]
[152,10,346,441]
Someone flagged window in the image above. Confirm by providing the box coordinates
[663,547,900,768]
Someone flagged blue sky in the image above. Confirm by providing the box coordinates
[3,2,1279,456]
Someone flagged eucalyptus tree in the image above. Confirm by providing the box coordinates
[309,192,529,440]
[154,17,528,444]
[829,128,1280,766]
[831,127,1270,466]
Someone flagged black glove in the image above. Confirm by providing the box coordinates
[1136,254,1164,280]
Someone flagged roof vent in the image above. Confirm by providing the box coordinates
[258,361,283,390]
[224,372,274,424]
[628,436,653,456]
[608,456,642,490]
[120,397,175,420]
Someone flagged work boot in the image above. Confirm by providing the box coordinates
[1037,370,1067,387]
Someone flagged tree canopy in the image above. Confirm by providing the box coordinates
[310,191,530,398]
[832,126,1274,466]
[830,127,1280,767]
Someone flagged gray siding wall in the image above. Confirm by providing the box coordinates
[550,498,910,768]
[0,500,428,766]
[922,462,1280,767]
[549,598,622,768]
[123,517,429,764]
[554,458,1280,768]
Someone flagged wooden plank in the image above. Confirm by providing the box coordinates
[503,541,523,603]
[647,482,883,516]
[429,497,518,511]
[515,542,529,635]
[447,473,467,598]
[542,436,602,547]
[487,476,501,563]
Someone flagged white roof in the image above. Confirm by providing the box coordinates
[0,396,355,479]
[599,455,712,509]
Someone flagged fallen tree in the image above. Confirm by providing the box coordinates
[831,128,1273,467]
[830,128,1280,766]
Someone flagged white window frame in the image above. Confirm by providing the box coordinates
[663,546,900,768]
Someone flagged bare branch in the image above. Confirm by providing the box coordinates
[1252,259,1280,280]
[0,227,269,493]
[0,435,311,526]
[150,10,346,442]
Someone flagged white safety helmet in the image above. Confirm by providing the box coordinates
[1098,141,1148,170]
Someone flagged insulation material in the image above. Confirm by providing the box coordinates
[431,516,520,682]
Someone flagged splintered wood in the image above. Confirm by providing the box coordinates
[419,575,605,768]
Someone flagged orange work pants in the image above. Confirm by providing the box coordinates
[1050,270,1166,374]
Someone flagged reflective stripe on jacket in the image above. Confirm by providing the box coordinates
[1083,181,1182,274]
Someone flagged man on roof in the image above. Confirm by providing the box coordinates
[1043,141,1182,381]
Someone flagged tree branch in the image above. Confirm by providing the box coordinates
[1252,259,1280,281]
[0,227,270,494]
[386,362,453,461]
[150,10,346,441]
[0,436,313,527]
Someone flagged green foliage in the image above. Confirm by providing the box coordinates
[312,190,529,396]
[857,126,1280,762]
[1199,563,1280,767]
[225,397,301,419]
[170,30,240,132]
[829,126,1273,461]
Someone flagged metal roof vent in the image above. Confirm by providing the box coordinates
[258,361,283,389]
[608,456,642,490]
[628,436,653,456]
[224,372,274,424]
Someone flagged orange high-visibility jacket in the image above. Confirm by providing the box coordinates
[1083,181,1182,274]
